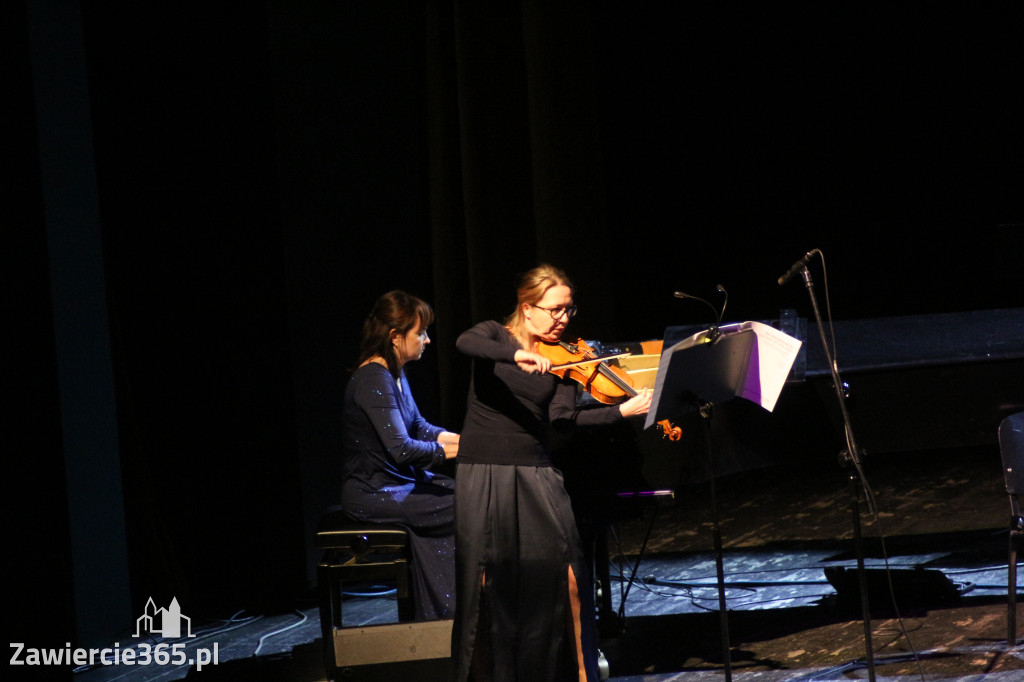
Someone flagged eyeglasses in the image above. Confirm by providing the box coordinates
[532,304,578,320]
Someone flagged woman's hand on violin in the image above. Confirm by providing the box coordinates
[438,431,460,460]
[514,349,552,375]
[618,388,653,418]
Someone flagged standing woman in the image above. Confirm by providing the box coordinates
[340,290,459,621]
[452,265,652,681]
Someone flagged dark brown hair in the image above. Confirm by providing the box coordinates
[357,290,434,377]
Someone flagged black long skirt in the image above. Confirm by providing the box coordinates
[452,462,599,682]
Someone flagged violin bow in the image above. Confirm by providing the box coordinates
[549,352,632,371]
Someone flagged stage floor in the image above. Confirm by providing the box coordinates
[76,446,1023,681]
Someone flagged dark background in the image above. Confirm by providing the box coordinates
[7,0,1023,662]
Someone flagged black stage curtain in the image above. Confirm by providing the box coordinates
[422,1,1024,424]
[12,0,1023,642]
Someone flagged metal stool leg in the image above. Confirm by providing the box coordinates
[998,413,1024,647]
[1009,508,1022,646]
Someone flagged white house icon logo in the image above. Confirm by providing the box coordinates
[133,597,194,639]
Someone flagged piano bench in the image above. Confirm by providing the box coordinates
[316,509,416,678]
[315,509,414,625]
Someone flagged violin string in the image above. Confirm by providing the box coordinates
[596,361,637,397]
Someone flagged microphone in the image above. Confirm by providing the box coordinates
[777,251,815,286]
[674,286,727,341]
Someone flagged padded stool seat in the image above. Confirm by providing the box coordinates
[315,508,414,678]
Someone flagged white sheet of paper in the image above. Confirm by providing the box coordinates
[734,320,802,412]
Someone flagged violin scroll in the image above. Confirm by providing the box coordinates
[656,419,682,441]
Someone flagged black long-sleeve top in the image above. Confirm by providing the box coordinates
[456,320,623,466]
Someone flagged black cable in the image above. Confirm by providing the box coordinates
[611,506,660,621]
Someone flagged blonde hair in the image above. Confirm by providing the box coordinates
[504,264,573,347]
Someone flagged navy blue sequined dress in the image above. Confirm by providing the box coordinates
[340,362,455,621]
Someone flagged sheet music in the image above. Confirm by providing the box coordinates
[644,321,802,429]
[734,320,802,412]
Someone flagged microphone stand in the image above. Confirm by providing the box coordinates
[797,265,877,682]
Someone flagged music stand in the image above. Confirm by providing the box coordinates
[645,322,801,682]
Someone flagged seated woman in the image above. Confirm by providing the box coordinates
[340,290,458,621]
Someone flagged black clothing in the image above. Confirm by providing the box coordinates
[340,362,455,621]
[453,321,623,682]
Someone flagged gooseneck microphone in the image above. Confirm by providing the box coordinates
[674,285,728,341]
[777,250,816,286]
[714,283,728,323]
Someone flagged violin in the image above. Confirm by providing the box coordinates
[538,338,682,441]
